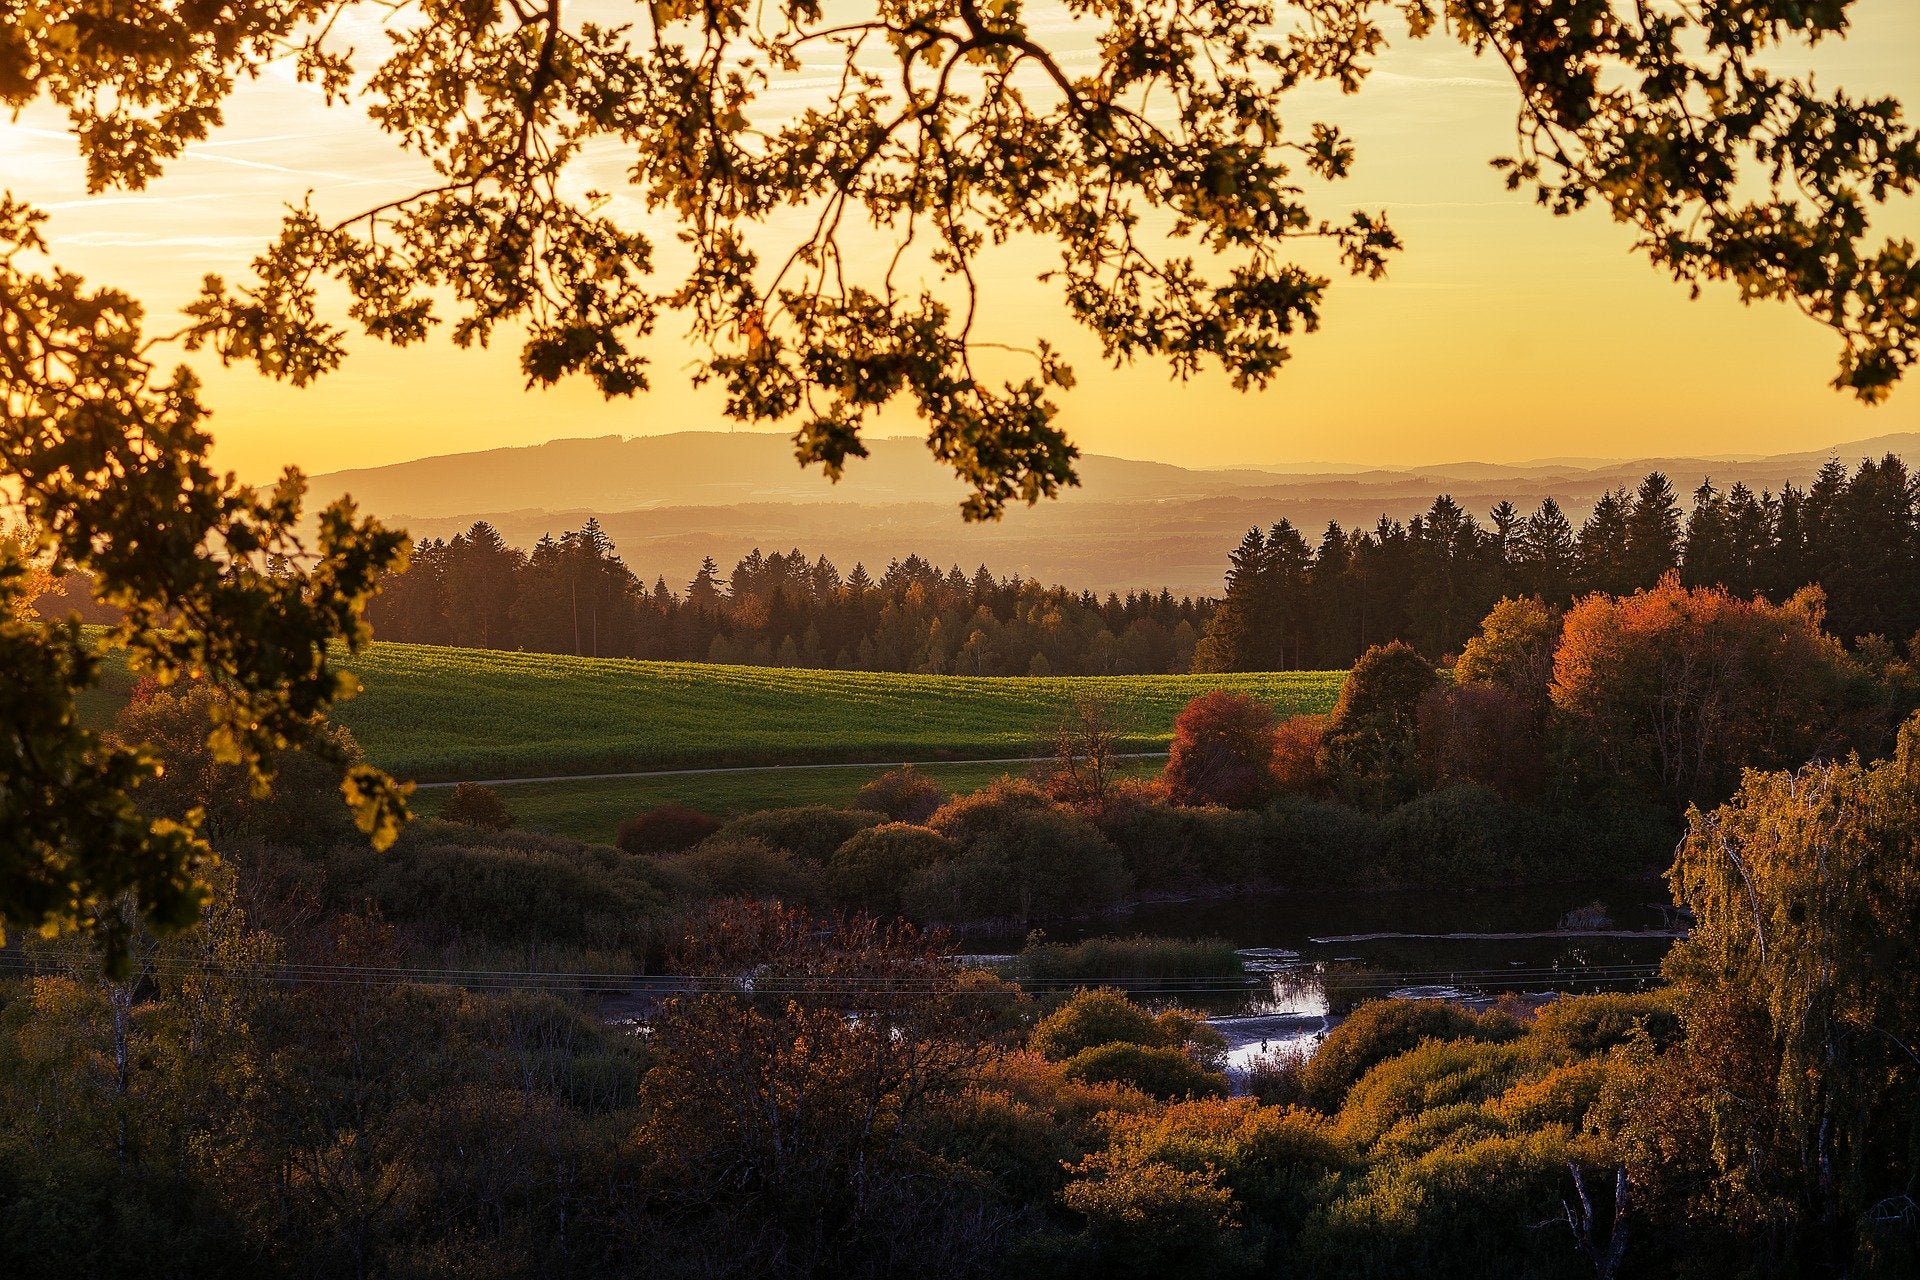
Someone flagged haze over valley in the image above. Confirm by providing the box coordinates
[315,428,1920,595]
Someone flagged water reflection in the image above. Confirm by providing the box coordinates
[1011,880,1682,1080]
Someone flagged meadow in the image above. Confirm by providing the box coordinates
[329,643,1346,781]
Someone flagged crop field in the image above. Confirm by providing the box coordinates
[411,757,1170,843]
[332,643,1344,781]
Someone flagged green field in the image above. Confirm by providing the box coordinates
[412,756,1170,843]
[332,643,1345,782]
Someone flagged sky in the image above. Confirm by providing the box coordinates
[2,2,1917,487]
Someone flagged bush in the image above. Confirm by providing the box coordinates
[827,823,957,916]
[1374,784,1532,884]
[1242,1044,1311,1106]
[674,836,804,902]
[1030,989,1166,1061]
[1163,690,1279,809]
[1028,988,1226,1075]
[706,806,888,864]
[1526,991,1679,1059]
[1061,1043,1229,1100]
[356,829,674,951]
[440,782,516,831]
[1297,999,1521,1113]
[1334,1037,1532,1147]
[853,766,949,824]
[1260,794,1381,888]
[922,781,1130,921]
[616,803,722,854]
[1095,799,1266,890]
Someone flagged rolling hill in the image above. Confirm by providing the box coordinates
[309,430,1920,597]
[327,642,1345,782]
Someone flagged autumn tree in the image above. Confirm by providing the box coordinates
[1612,715,1920,1274]
[1551,577,1871,810]
[1318,641,1438,809]
[1456,596,1563,710]
[5,0,1916,954]
[1164,690,1280,809]
[1046,693,1128,810]
[634,902,1017,1268]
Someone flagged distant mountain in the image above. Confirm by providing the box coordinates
[309,430,1920,597]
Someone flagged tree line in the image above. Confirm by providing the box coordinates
[365,520,1209,676]
[1196,455,1920,671]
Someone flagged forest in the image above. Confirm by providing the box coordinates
[1196,456,1920,671]
[354,526,1210,675]
[205,452,1920,681]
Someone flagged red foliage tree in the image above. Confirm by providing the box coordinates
[1269,713,1328,794]
[1162,690,1279,810]
[1551,576,1870,809]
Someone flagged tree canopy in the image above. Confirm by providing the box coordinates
[3,0,1916,955]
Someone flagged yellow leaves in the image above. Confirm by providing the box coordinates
[342,764,414,852]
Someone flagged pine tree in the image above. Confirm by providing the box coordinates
[1623,472,1684,584]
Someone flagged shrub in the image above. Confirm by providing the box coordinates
[924,781,1129,920]
[616,803,722,854]
[1027,988,1225,1076]
[706,806,888,864]
[1297,999,1519,1113]
[852,766,948,824]
[1163,690,1279,809]
[1526,991,1679,1059]
[1318,642,1438,810]
[1374,784,1531,884]
[1334,1038,1531,1147]
[674,837,804,901]
[827,823,957,916]
[1260,794,1380,888]
[1095,799,1266,890]
[1029,988,1167,1060]
[357,830,673,951]
[1062,1042,1229,1100]
[1270,713,1327,793]
[440,782,516,831]
[1242,1044,1311,1106]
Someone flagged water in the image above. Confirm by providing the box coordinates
[1020,879,1682,1078]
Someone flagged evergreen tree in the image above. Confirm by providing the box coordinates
[1623,472,1684,584]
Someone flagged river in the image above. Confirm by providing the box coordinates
[1021,879,1682,1078]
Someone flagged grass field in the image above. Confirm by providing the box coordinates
[412,757,1170,843]
[330,643,1346,781]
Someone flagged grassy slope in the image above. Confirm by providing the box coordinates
[334,643,1345,781]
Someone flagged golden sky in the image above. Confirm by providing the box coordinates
[3,2,1917,487]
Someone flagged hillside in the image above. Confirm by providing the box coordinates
[330,642,1344,781]
[309,430,1920,597]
